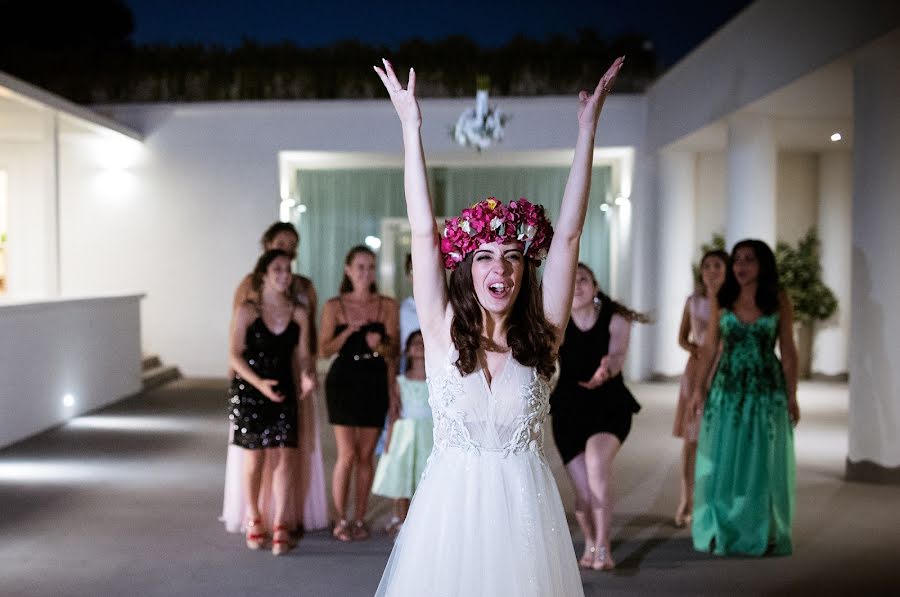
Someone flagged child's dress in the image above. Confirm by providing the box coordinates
[372,376,433,499]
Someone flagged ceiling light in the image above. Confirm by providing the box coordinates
[830,132,842,142]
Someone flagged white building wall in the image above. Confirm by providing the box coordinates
[694,152,727,251]
[776,152,819,245]
[78,96,648,376]
[813,150,852,376]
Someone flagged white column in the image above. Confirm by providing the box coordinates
[726,113,777,247]
[813,151,852,377]
[847,29,900,481]
[626,149,655,380]
[654,149,696,377]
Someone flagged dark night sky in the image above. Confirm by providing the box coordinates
[124,0,754,67]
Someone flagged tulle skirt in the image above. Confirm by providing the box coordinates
[220,390,329,532]
[375,447,584,597]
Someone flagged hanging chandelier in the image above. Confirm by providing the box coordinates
[450,76,510,152]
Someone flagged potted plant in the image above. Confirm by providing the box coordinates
[775,229,838,378]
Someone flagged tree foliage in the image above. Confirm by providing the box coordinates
[0,2,659,103]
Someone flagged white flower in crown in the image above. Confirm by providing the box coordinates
[460,220,471,234]
[489,216,504,231]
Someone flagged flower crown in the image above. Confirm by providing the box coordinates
[439,197,554,270]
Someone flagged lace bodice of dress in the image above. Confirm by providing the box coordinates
[426,347,550,457]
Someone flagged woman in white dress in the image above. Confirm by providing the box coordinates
[372,55,623,596]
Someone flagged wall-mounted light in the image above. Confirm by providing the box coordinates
[600,204,610,212]
[296,204,307,214]
[62,393,75,408]
[830,132,842,142]
[614,196,631,206]
[365,235,382,250]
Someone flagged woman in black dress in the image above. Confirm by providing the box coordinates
[550,263,648,570]
[229,249,313,555]
[319,245,399,542]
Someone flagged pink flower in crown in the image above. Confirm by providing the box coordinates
[440,196,554,270]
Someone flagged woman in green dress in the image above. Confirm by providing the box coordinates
[689,239,801,556]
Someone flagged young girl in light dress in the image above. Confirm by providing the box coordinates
[372,330,432,535]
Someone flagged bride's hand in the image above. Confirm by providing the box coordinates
[374,58,421,129]
[577,56,624,132]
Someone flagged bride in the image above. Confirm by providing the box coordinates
[373,56,623,596]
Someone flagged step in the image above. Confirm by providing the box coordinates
[142,354,162,371]
[142,365,182,391]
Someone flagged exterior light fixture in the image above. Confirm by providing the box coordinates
[830,132,842,142]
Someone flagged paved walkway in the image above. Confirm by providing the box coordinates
[1,379,898,596]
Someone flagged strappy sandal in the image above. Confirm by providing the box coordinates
[351,519,370,541]
[579,544,596,569]
[272,525,295,556]
[592,545,615,571]
[332,519,353,542]
[384,516,402,537]
[245,518,267,550]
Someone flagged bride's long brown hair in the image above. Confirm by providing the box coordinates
[448,254,558,379]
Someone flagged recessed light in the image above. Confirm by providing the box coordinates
[62,394,75,407]
[830,132,842,142]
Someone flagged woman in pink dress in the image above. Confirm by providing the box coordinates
[673,249,727,527]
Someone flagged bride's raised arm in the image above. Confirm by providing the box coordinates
[374,60,449,346]
[542,57,624,340]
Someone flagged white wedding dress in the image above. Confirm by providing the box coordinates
[375,346,584,597]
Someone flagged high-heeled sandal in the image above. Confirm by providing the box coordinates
[245,518,267,550]
[592,545,615,571]
[332,519,353,542]
[351,519,370,541]
[272,525,295,556]
[384,516,402,537]
[579,544,596,569]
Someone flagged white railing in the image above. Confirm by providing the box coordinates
[0,294,144,448]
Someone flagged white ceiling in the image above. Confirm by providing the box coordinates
[670,57,854,153]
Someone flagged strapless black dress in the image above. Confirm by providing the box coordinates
[325,321,390,428]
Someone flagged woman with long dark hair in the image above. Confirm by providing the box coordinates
[319,245,400,542]
[228,249,314,555]
[221,222,328,540]
[372,55,623,595]
[672,249,728,528]
[690,239,800,556]
[550,263,649,570]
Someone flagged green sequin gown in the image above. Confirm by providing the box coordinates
[692,310,795,556]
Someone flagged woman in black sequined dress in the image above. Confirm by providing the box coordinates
[229,249,313,555]
[319,245,399,542]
